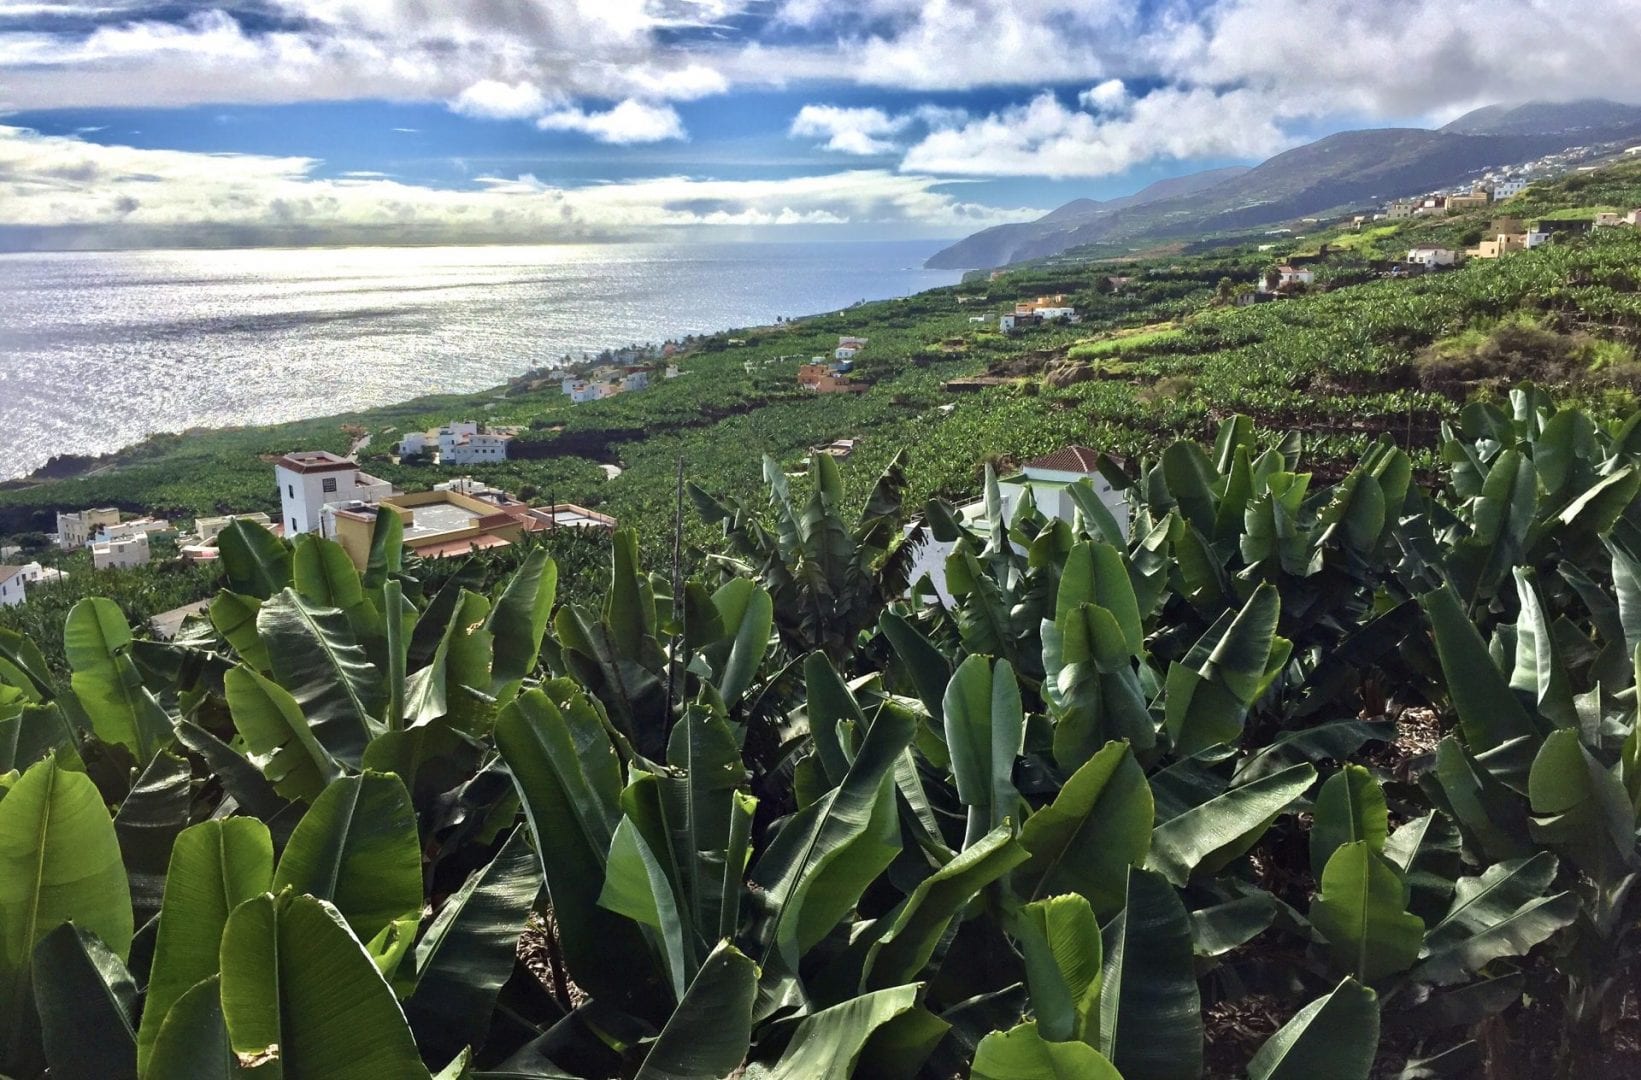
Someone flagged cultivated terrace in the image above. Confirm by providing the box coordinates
[2,158,1641,1080]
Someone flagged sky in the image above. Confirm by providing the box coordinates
[2,0,1641,249]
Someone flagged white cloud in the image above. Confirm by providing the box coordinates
[789,105,909,154]
[535,99,687,144]
[0,125,1038,245]
[900,85,1294,178]
[1079,78,1128,112]
[0,2,753,110]
[450,79,548,120]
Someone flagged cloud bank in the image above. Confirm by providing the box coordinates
[0,125,1041,247]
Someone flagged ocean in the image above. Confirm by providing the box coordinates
[0,240,961,481]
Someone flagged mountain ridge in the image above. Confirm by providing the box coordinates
[926,99,1641,269]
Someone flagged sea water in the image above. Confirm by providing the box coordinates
[0,240,959,479]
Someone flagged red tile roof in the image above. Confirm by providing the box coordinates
[1024,446,1103,474]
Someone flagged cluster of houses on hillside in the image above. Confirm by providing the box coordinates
[560,360,682,404]
[398,421,517,465]
[275,453,614,570]
[999,295,1079,334]
[4,449,619,608]
[797,337,871,394]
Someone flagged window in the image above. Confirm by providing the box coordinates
[287,484,294,498]
[321,477,337,493]
[291,518,298,533]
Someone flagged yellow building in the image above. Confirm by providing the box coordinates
[1444,189,1491,212]
[326,489,527,569]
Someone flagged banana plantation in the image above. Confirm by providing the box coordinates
[6,386,1641,1078]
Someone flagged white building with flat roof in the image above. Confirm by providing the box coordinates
[92,534,150,570]
[443,430,513,465]
[906,446,1130,603]
[275,451,393,536]
[95,517,170,545]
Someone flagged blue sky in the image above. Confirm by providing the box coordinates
[2,1,1638,248]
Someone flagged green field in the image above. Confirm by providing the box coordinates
[5,160,1641,629]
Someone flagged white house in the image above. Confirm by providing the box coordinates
[905,446,1130,603]
[398,430,430,457]
[275,451,393,537]
[443,430,513,466]
[1034,306,1077,321]
[1493,179,1529,199]
[92,534,150,571]
[1260,265,1314,293]
[435,422,480,456]
[1406,246,1458,268]
[95,517,170,545]
[1525,228,1552,248]
[622,369,650,392]
[0,562,66,607]
[1626,209,1641,226]
[56,507,121,549]
[1594,212,1624,228]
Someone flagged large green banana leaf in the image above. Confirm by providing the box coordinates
[258,588,383,765]
[271,771,423,943]
[219,892,431,1079]
[943,655,1025,848]
[1247,977,1379,1080]
[972,1022,1123,1080]
[138,818,274,1076]
[64,596,173,762]
[1017,740,1152,918]
[0,757,132,1069]
[1311,841,1424,982]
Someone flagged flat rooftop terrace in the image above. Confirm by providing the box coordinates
[402,502,477,539]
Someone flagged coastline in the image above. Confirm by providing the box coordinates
[3,244,958,482]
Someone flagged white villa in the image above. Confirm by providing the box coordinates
[1260,265,1315,292]
[399,421,514,465]
[1493,179,1529,199]
[905,446,1130,603]
[1406,246,1458,268]
[276,451,394,536]
[96,517,171,545]
[0,562,66,607]
[92,534,151,571]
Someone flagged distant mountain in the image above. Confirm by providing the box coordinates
[926,99,1641,270]
[926,167,1248,269]
[1442,99,1641,136]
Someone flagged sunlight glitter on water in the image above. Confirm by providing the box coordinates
[0,241,959,479]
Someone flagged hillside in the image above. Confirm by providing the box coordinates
[926,166,1248,269]
[926,99,1641,269]
[1442,98,1641,135]
[5,161,1639,591]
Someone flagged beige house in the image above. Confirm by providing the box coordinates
[1467,234,1527,259]
[1444,189,1491,212]
[56,507,121,549]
